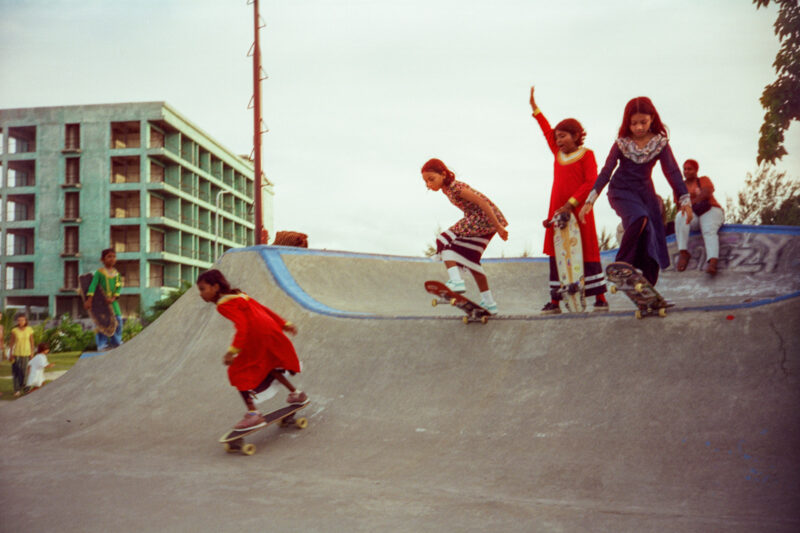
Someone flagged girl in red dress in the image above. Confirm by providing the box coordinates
[529,86,608,314]
[197,269,307,430]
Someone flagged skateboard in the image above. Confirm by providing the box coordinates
[605,261,673,319]
[219,402,309,456]
[543,212,586,312]
[424,280,491,324]
[78,272,118,337]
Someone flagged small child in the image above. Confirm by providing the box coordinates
[529,86,608,314]
[421,158,509,314]
[579,97,692,286]
[197,269,307,430]
[84,248,123,350]
[26,342,55,391]
[8,313,35,397]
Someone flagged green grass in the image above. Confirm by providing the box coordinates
[0,351,82,401]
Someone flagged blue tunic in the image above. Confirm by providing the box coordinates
[592,140,688,268]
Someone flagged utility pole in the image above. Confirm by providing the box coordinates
[252,0,264,244]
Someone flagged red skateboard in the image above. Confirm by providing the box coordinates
[424,280,491,324]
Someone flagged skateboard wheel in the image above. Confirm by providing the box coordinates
[431,298,438,307]
[480,316,488,324]
[224,443,238,453]
[635,309,643,320]
[462,316,469,324]
[658,307,667,318]
[280,417,293,428]
[609,285,617,294]
[450,298,457,306]
[242,444,256,456]
[634,282,644,293]
[295,417,308,429]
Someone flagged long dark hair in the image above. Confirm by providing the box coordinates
[617,97,668,139]
[196,269,240,295]
[421,158,456,187]
[554,118,586,147]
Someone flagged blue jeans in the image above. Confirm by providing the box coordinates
[97,315,123,350]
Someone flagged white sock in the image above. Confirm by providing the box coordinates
[447,266,463,282]
[480,290,496,306]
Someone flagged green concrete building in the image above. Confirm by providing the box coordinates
[0,102,273,319]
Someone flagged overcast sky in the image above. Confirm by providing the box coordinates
[1,0,797,257]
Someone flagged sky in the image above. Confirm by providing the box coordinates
[1,0,797,257]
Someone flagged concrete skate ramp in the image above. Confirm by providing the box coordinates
[1,225,799,533]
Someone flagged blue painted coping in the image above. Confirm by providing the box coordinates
[80,351,106,359]
[226,224,800,320]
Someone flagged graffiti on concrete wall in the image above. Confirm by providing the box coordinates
[668,231,800,274]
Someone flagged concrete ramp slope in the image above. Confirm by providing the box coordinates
[0,226,798,533]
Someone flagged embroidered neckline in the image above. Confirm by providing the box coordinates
[616,134,667,163]
[556,146,587,165]
[217,292,249,305]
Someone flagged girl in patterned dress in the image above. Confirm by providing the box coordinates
[197,269,307,430]
[529,86,608,314]
[421,158,509,314]
[579,97,693,285]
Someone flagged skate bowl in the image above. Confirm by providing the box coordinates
[0,224,798,532]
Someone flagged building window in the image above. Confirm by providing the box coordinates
[63,261,79,289]
[64,124,80,151]
[111,225,140,253]
[111,121,140,149]
[64,191,80,220]
[111,156,140,183]
[8,160,35,187]
[63,226,79,255]
[6,195,35,221]
[149,195,165,217]
[150,161,164,182]
[149,263,164,287]
[117,260,140,288]
[65,157,80,185]
[110,191,140,218]
[149,128,165,149]
[149,229,165,252]
[7,126,36,153]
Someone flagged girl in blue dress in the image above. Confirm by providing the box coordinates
[579,97,693,285]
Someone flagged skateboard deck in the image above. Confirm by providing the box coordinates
[544,212,586,312]
[219,402,309,456]
[78,272,117,336]
[606,261,672,319]
[424,280,491,324]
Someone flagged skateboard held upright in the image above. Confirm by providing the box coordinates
[543,212,586,312]
[78,272,117,337]
[424,280,491,324]
[605,261,672,319]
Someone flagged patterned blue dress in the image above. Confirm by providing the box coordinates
[591,135,689,269]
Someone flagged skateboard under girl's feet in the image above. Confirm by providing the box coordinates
[424,280,491,324]
[219,402,309,456]
[605,261,673,319]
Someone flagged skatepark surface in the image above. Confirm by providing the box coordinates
[1,225,799,532]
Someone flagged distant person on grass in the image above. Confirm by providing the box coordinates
[26,342,54,392]
[197,269,308,430]
[8,313,35,397]
[84,248,123,351]
[674,159,724,276]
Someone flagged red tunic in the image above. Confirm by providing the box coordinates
[216,293,301,391]
[534,111,601,261]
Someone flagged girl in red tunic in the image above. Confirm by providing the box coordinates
[197,269,307,430]
[529,87,608,314]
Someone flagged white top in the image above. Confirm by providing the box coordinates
[26,353,50,388]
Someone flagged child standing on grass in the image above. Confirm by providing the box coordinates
[421,158,509,315]
[26,342,54,391]
[8,313,35,397]
[84,248,123,351]
[197,269,307,430]
[529,86,608,314]
[579,97,692,286]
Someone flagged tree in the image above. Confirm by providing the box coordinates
[143,281,192,325]
[754,0,800,164]
[726,164,800,225]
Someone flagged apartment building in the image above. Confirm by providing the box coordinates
[0,102,274,319]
